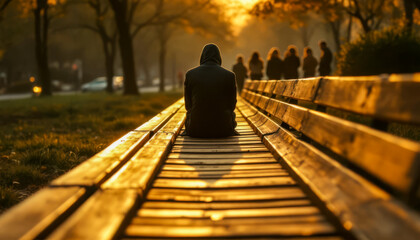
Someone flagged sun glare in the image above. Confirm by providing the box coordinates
[218,0,261,33]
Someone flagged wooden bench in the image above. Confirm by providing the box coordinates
[0,74,419,239]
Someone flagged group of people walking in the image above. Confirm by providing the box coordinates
[233,41,333,92]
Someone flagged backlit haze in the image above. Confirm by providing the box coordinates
[218,0,261,33]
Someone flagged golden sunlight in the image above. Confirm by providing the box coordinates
[217,0,261,32]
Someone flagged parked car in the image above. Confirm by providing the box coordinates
[81,76,123,92]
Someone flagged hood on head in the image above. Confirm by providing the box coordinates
[200,43,222,65]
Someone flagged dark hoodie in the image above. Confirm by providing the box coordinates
[184,44,237,138]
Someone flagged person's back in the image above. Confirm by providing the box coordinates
[266,48,283,80]
[303,47,318,78]
[232,55,248,93]
[184,44,237,138]
[319,41,333,76]
[283,46,300,79]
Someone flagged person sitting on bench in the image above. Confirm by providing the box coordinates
[183,43,238,138]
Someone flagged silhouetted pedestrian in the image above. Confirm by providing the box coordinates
[266,47,283,79]
[319,41,333,76]
[283,45,300,79]
[232,55,248,93]
[183,43,237,138]
[248,52,264,80]
[302,47,318,78]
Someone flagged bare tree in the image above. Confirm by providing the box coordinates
[107,0,164,95]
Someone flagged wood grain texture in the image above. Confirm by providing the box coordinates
[47,189,139,240]
[153,176,296,189]
[0,187,86,240]
[272,78,321,101]
[135,99,184,133]
[103,112,186,190]
[263,128,420,240]
[147,187,307,202]
[315,76,420,124]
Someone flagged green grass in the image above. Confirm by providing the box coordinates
[0,91,182,213]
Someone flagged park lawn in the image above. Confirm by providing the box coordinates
[0,91,182,213]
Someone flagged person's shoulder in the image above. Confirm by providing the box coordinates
[220,66,235,77]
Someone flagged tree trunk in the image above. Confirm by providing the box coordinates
[328,20,342,53]
[158,38,166,92]
[34,0,52,96]
[102,38,115,93]
[346,16,353,42]
[158,25,168,92]
[108,1,139,95]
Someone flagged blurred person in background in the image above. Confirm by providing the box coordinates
[266,47,283,80]
[248,51,264,80]
[302,47,318,77]
[318,41,333,76]
[232,55,248,93]
[283,45,300,79]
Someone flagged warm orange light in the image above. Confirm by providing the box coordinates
[217,0,261,33]
[33,86,42,94]
[29,76,36,83]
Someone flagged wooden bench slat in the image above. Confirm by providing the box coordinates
[135,99,184,133]
[147,187,307,202]
[262,80,278,95]
[0,187,86,240]
[162,163,283,171]
[257,80,268,92]
[263,128,420,240]
[47,189,139,240]
[168,152,274,159]
[102,112,185,190]
[141,199,311,209]
[314,76,420,124]
[165,157,276,164]
[152,176,296,189]
[272,78,321,101]
[262,97,420,194]
[158,170,288,179]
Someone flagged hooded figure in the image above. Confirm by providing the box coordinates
[184,44,237,138]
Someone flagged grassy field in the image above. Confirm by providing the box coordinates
[0,91,182,213]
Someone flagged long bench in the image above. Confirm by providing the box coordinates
[0,74,419,239]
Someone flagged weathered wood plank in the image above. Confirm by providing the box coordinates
[263,127,420,240]
[147,187,307,202]
[162,163,283,171]
[158,170,289,179]
[137,206,320,219]
[272,78,321,101]
[153,176,296,189]
[0,187,86,240]
[257,80,268,92]
[47,189,139,240]
[174,140,262,145]
[141,199,312,210]
[168,152,274,159]
[135,99,184,133]
[262,80,278,95]
[165,157,277,165]
[102,111,185,190]
[263,97,420,194]
[301,109,420,193]
[102,132,174,190]
[314,76,420,124]
[125,221,335,238]
[170,147,269,153]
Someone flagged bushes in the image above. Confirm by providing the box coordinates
[337,28,420,76]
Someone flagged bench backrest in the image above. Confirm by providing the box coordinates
[241,74,420,200]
